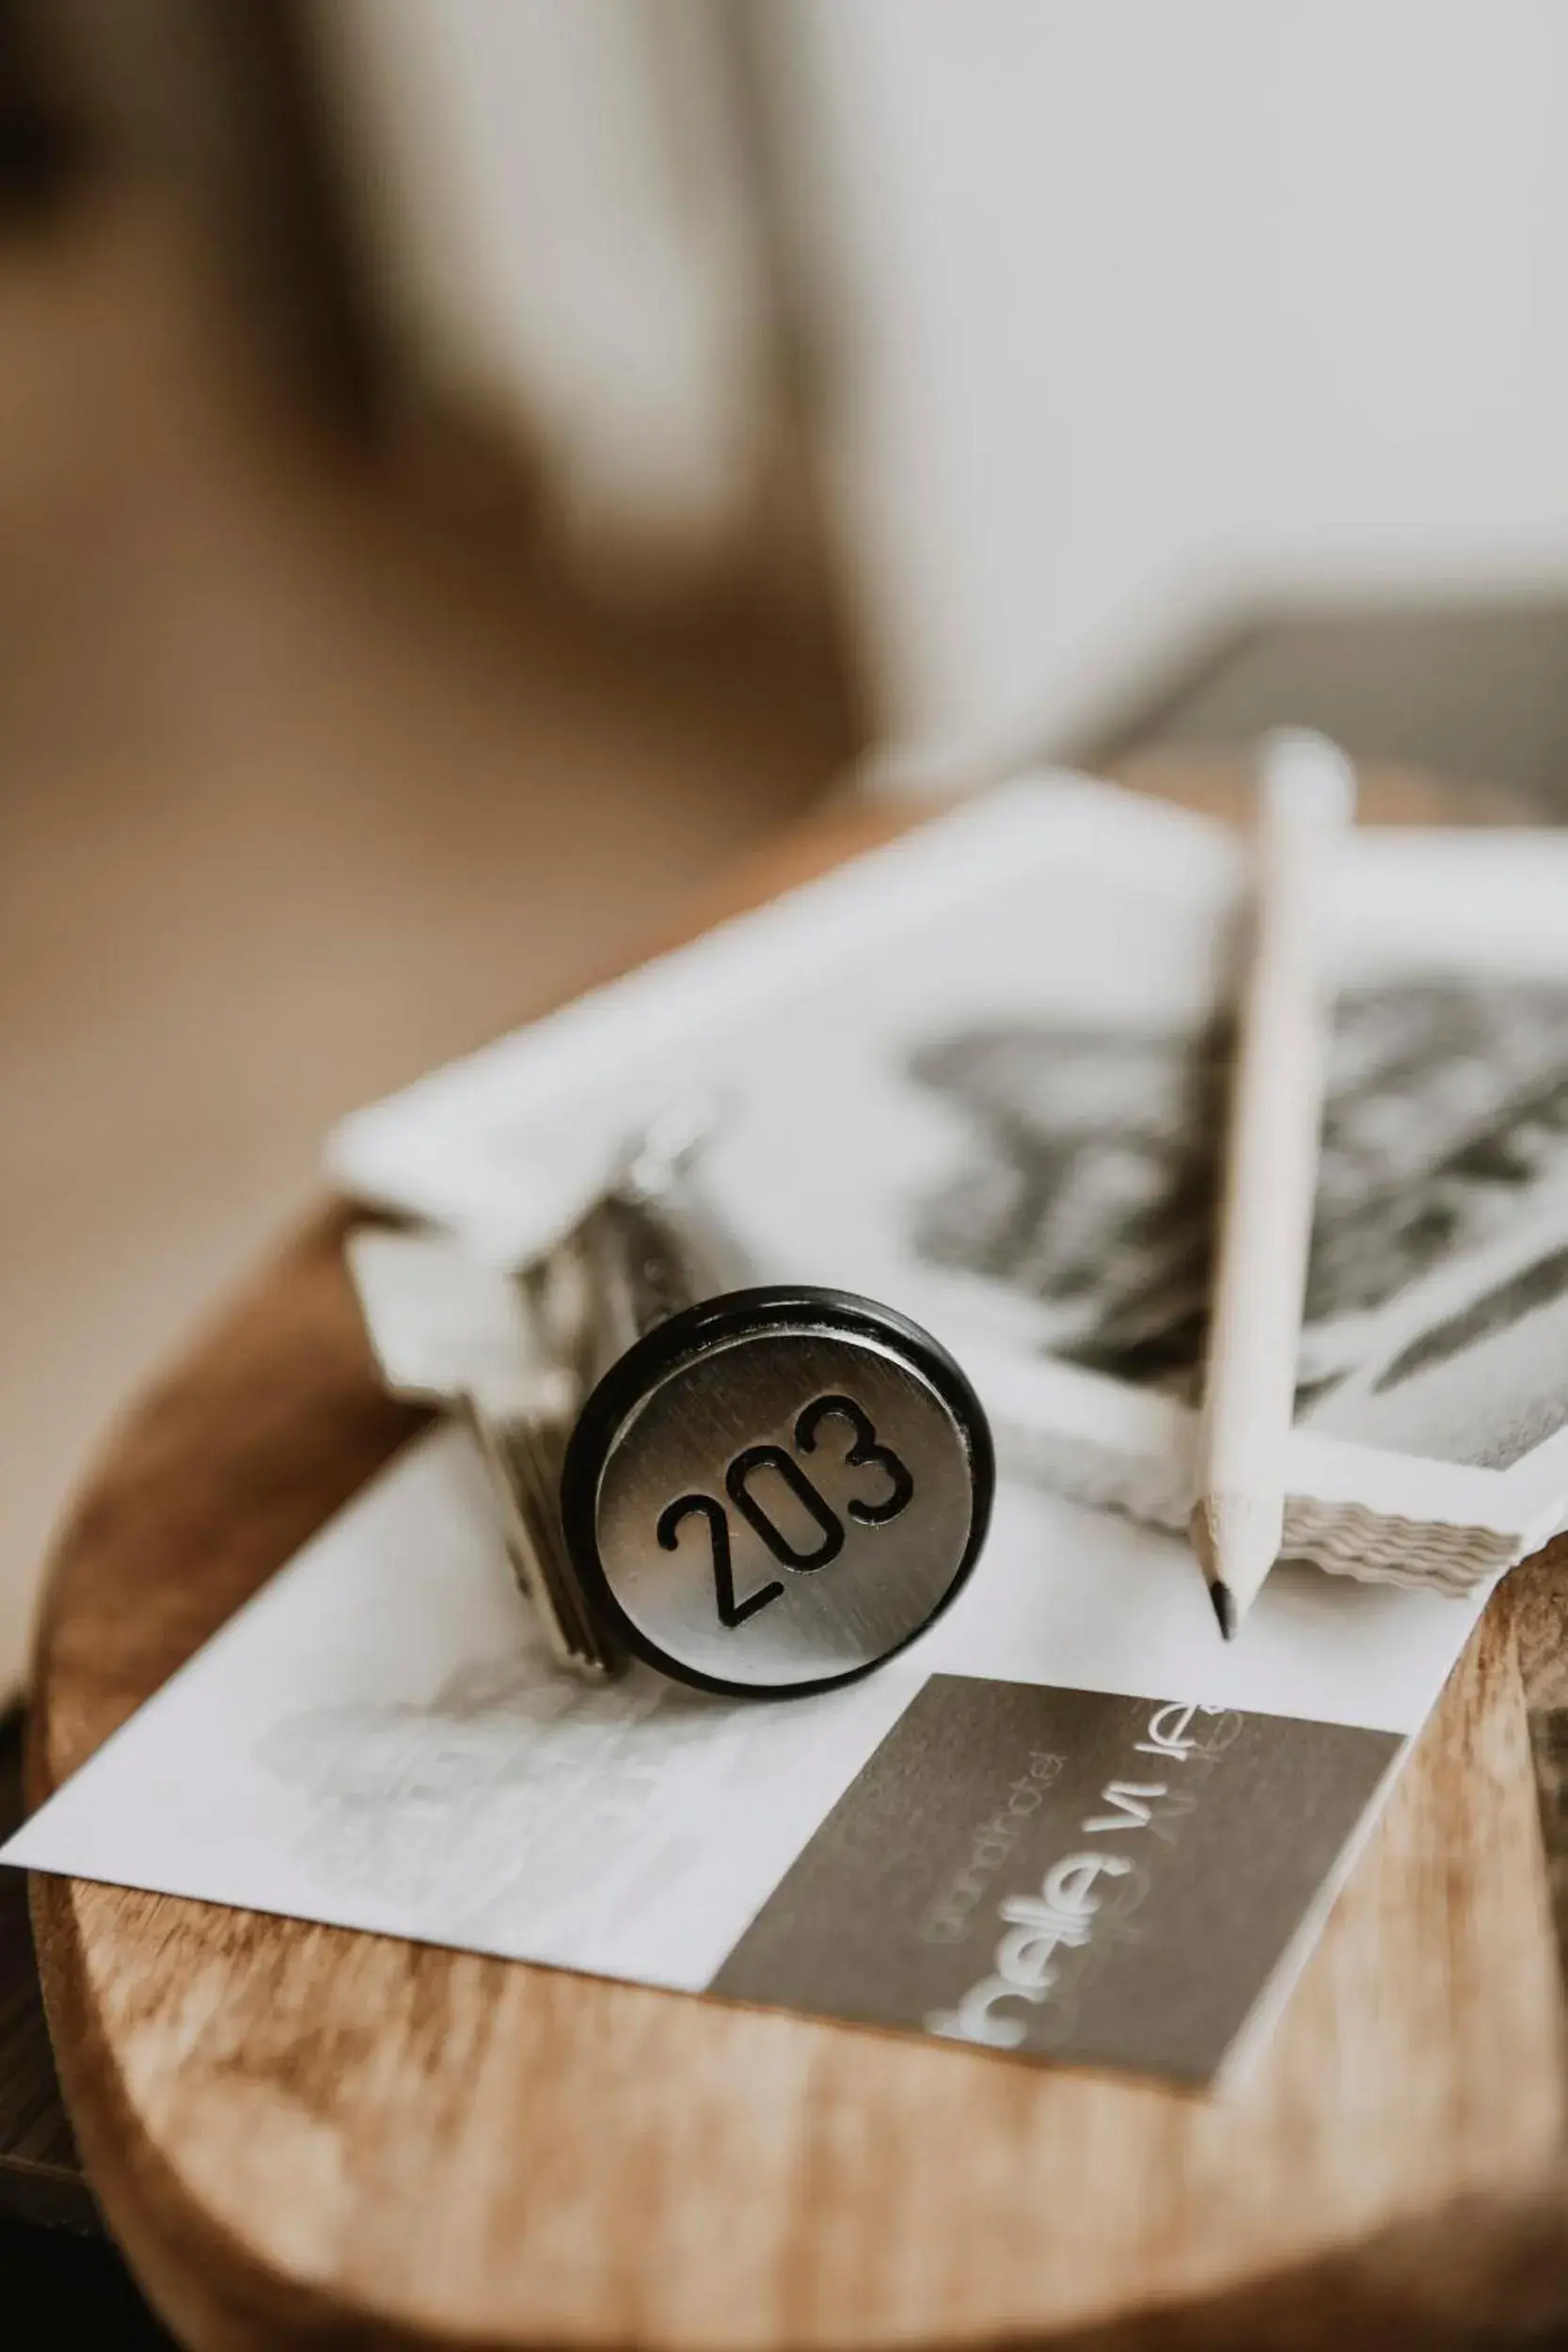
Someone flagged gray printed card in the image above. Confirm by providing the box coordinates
[714,1677,1401,2083]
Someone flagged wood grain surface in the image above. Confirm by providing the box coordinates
[0,1708,96,2231]
[25,760,1568,2351]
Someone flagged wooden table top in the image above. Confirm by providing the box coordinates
[24,760,1568,2351]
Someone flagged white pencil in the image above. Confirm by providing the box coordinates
[1191,731,1355,1637]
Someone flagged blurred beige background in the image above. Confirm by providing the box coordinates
[0,190,853,1687]
[8,0,1568,1693]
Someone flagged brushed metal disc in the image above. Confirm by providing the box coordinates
[592,1324,978,1690]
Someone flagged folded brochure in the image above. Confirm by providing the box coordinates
[328,773,1568,1590]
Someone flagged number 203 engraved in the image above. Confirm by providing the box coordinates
[655,1393,916,1630]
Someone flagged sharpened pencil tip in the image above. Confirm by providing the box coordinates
[1210,1581,1238,1641]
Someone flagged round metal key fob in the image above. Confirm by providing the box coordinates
[555,1142,993,1699]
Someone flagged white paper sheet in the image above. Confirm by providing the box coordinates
[5,1427,1484,2018]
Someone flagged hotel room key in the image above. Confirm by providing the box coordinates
[550,1120,994,1697]
[351,1114,993,1697]
[352,1115,991,1693]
